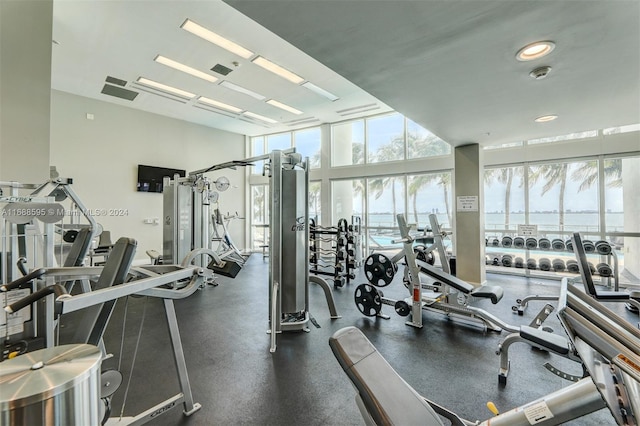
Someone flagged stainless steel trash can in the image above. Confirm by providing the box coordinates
[0,344,101,426]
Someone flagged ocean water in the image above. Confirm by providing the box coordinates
[363,212,624,233]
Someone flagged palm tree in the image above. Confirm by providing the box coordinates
[571,159,622,190]
[308,181,321,221]
[529,163,569,231]
[484,167,523,230]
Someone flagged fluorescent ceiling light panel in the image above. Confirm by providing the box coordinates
[302,82,339,101]
[252,56,304,84]
[198,96,243,113]
[266,99,303,115]
[219,81,266,100]
[155,55,218,83]
[181,19,254,59]
[136,77,195,98]
[244,111,278,124]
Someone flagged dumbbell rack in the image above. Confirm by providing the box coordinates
[485,234,619,288]
[309,218,356,288]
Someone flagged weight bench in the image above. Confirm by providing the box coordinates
[329,326,466,426]
[329,326,607,426]
[417,260,503,304]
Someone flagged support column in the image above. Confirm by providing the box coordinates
[0,0,53,183]
[454,144,485,285]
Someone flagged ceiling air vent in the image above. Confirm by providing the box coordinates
[101,84,138,101]
[105,76,127,86]
[211,64,233,76]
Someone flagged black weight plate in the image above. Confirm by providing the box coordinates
[354,283,382,317]
[364,253,395,287]
[394,300,411,317]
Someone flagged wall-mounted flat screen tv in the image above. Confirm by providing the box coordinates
[137,164,186,193]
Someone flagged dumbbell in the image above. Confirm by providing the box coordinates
[566,260,580,273]
[596,263,612,277]
[501,236,513,248]
[595,240,611,255]
[583,240,596,253]
[485,238,489,246]
[513,237,525,248]
[551,239,565,251]
[565,239,573,252]
[538,258,552,271]
[501,254,513,267]
[514,257,525,268]
[491,238,500,247]
[492,256,500,266]
[588,262,596,274]
[552,258,566,272]
[525,238,538,249]
[538,238,551,250]
[526,258,537,269]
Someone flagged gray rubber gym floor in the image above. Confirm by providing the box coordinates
[94,255,637,425]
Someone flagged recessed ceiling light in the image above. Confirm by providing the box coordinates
[244,111,278,124]
[252,56,304,85]
[181,19,254,59]
[534,114,558,122]
[516,41,555,61]
[219,81,266,100]
[266,99,303,115]
[136,77,195,98]
[198,96,243,113]
[155,55,218,83]
[301,81,339,101]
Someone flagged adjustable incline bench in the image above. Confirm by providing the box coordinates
[330,276,640,425]
[414,260,519,333]
[496,231,640,385]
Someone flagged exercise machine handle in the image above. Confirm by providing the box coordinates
[0,268,47,292]
[17,257,28,276]
[4,284,68,314]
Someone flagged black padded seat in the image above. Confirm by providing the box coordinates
[71,237,137,345]
[329,327,445,426]
[470,285,504,304]
[416,260,475,294]
[520,326,570,355]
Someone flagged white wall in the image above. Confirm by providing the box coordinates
[50,90,246,261]
[0,0,52,183]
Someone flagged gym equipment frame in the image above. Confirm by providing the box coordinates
[356,214,516,333]
[2,239,213,425]
[329,276,640,426]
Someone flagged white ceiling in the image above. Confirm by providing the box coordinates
[53,1,640,146]
[51,0,392,137]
